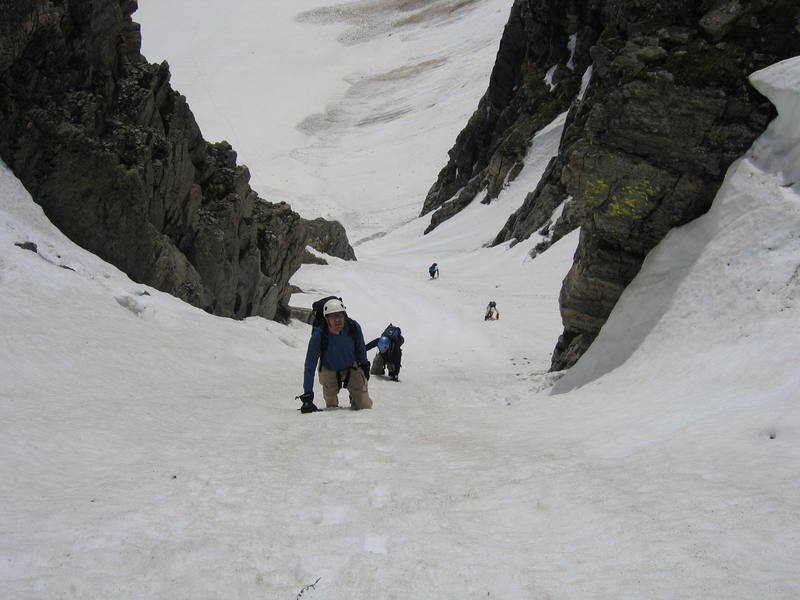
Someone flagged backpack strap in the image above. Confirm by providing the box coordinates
[318,319,359,368]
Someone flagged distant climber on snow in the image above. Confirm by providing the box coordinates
[484,301,500,321]
[297,296,372,413]
[428,263,439,279]
[366,323,404,381]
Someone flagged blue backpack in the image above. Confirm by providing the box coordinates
[382,324,403,346]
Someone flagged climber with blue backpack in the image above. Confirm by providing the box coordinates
[484,301,500,321]
[297,296,372,413]
[366,324,404,381]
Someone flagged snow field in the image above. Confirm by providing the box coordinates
[1,0,798,596]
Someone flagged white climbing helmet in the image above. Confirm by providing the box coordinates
[323,298,346,316]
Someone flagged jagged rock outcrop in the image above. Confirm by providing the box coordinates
[420,0,599,233]
[301,217,357,262]
[423,0,800,370]
[0,0,354,321]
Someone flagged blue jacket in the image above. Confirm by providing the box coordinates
[303,319,368,393]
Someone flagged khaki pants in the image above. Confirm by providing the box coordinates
[319,363,372,409]
[370,353,385,374]
[371,351,400,377]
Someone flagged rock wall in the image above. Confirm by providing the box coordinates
[302,217,357,262]
[423,0,800,369]
[0,0,354,321]
[420,0,599,232]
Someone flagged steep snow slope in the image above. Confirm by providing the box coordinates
[137,0,512,242]
[1,0,799,596]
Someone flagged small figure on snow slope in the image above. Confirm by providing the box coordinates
[484,301,500,321]
[366,324,404,381]
[298,297,372,413]
[428,263,439,279]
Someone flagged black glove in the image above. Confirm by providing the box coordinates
[360,362,370,381]
[297,391,319,413]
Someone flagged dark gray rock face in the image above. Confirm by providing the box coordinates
[423,0,800,370]
[301,217,357,262]
[421,0,599,233]
[0,0,354,321]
